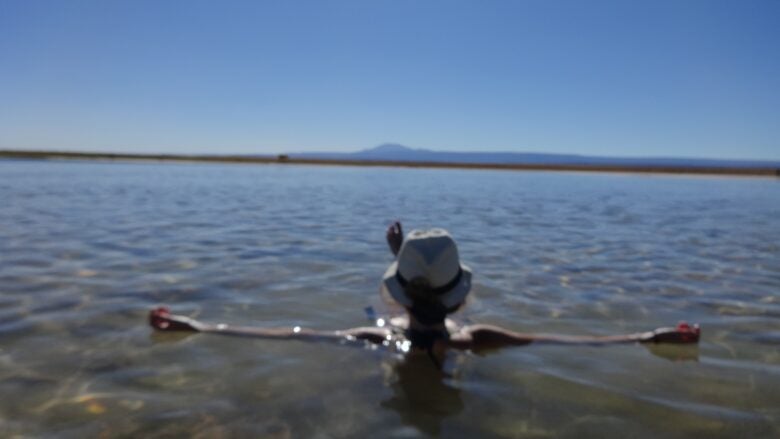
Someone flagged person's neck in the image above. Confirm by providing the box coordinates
[407,313,447,333]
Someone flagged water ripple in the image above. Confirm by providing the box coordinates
[1,161,778,437]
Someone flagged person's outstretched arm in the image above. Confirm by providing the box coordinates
[450,322,700,350]
[152,307,700,349]
[149,307,389,344]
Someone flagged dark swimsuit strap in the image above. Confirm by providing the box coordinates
[405,327,449,350]
[405,327,449,369]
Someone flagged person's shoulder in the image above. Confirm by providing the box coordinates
[444,318,462,334]
[389,315,409,329]
[450,323,533,350]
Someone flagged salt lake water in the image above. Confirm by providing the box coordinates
[1,160,779,438]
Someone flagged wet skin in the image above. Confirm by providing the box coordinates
[149,307,700,352]
[149,220,700,356]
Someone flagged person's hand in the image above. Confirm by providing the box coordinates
[386,221,403,256]
[651,322,700,343]
[149,307,202,331]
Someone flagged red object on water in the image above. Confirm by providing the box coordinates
[149,306,171,330]
[676,321,701,343]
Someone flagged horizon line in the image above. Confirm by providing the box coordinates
[1,145,779,164]
[1,149,778,178]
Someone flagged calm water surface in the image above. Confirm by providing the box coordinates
[1,160,779,438]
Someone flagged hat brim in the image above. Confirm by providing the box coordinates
[381,261,472,309]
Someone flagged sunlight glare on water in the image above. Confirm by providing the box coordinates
[0,160,778,437]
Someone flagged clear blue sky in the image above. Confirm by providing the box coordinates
[1,0,778,159]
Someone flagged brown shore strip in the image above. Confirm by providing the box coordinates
[1,149,778,177]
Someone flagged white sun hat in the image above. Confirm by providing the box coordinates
[381,228,472,308]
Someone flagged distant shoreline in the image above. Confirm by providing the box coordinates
[1,149,778,177]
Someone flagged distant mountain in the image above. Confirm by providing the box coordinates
[290,144,780,169]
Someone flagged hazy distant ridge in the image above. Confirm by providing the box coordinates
[291,144,780,168]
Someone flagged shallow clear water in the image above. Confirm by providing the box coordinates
[0,160,778,438]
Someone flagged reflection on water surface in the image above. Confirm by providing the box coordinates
[0,160,779,437]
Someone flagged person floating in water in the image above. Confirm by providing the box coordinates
[150,221,700,363]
